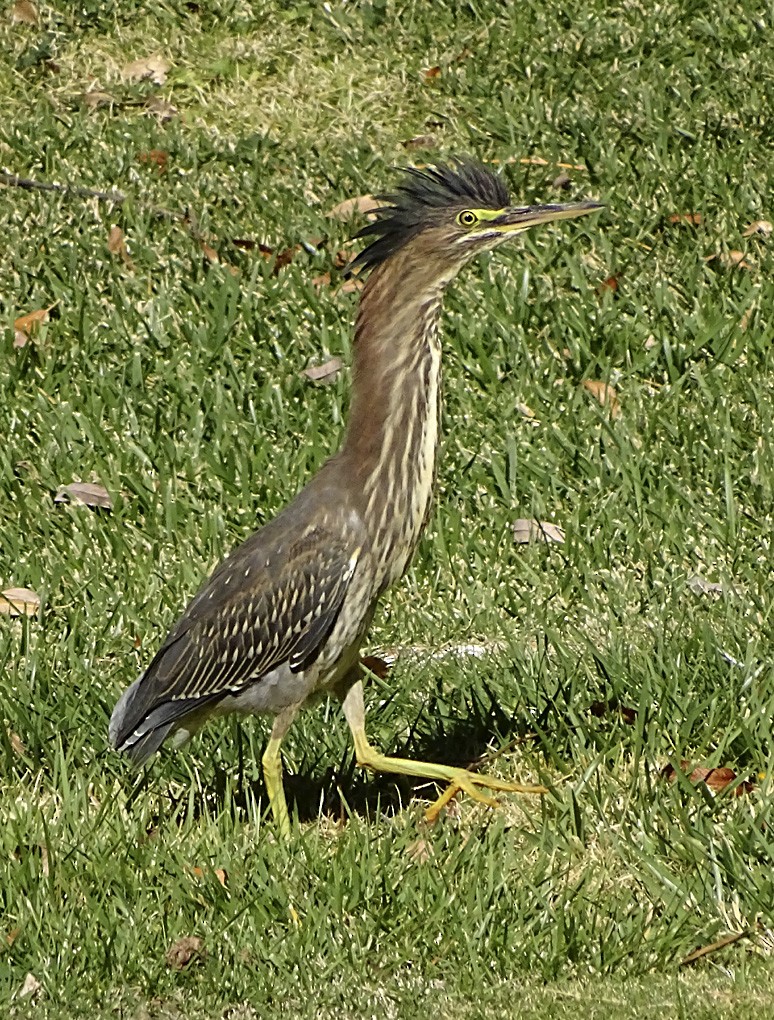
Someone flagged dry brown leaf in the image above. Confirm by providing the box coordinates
[516,156,587,171]
[137,149,168,172]
[513,519,565,544]
[0,587,40,617]
[312,271,331,289]
[107,226,123,253]
[273,247,298,273]
[144,96,178,120]
[668,212,702,225]
[123,54,170,85]
[11,0,38,24]
[8,730,26,756]
[552,171,571,191]
[106,226,133,268]
[706,250,752,270]
[662,761,754,797]
[422,65,441,81]
[165,935,204,970]
[55,481,113,509]
[582,379,621,418]
[402,134,437,151]
[301,357,342,384]
[590,700,636,726]
[201,242,219,264]
[597,274,620,294]
[687,574,724,595]
[406,838,433,863]
[18,973,41,999]
[327,194,382,220]
[360,654,390,680]
[339,278,363,295]
[6,926,21,947]
[82,90,114,110]
[13,307,52,348]
[191,866,227,887]
[742,219,772,238]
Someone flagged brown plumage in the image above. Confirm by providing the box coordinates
[110,159,602,835]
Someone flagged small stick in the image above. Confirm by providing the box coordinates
[0,170,126,204]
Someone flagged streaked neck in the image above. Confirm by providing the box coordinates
[340,254,447,590]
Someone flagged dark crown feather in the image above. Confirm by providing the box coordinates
[348,159,510,275]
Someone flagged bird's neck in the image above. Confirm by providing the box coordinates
[339,257,447,592]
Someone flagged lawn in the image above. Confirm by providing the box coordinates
[1,1,773,1017]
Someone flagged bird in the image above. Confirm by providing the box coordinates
[110,158,602,837]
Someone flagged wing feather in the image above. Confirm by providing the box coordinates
[110,509,365,761]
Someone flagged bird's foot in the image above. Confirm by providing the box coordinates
[424,771,547,824]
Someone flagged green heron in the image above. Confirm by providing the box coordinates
[110,159,602,836]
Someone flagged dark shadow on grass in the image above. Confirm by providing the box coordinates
[216,674,542,825]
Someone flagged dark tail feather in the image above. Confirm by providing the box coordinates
[110,677,217,764]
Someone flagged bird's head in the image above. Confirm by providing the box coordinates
[348,159,602,282]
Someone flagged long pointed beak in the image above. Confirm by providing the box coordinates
[493,201,604,232]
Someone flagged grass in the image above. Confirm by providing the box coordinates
[1,0,773,1016]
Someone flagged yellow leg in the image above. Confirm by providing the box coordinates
[340,681,547,821]
[261,706,298,839]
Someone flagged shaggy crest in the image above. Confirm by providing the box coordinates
[348,159,510,275]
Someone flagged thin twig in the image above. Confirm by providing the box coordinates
[0,171,126,204]
[0,170,184,222]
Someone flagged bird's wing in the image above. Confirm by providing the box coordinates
[110,514,365,760]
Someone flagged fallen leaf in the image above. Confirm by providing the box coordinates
[165,935,204,970]
[201,241,219,263]
[122,54,170,85]
[311,272,331,289]
[742,219,772,238]
[339,278,363,294]
[18,973,41,999]
[82,90,114,110]
[272,247,298,273]
[687,574,724,595]
[0,587,40,617]
[706,250,752,270]
[582,379,621,418]
[137,149,168,172]
[144,96,178,121]
[6,926,20,947]
[515,402,539,424]
[301,357,342,384]
[422,65,441,81]
[661,761,754,796]
[13,307,51,347]
[360,654,390,680]
[11,0,38,25]
[590,699,636,726]
[513,519,565,544]
[402,134,437,151]
[327,194,382,220]
[552,171,572,191]
[516,156,587,171]
[597,274,620,294]
[191,866,227,887]
[54,481,113,509]
[668,212,702,225]
[106,226,133,267]
[8,730,26,756]
[406,838,433,863]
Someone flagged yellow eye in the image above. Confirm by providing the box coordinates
[457,210,478,227]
